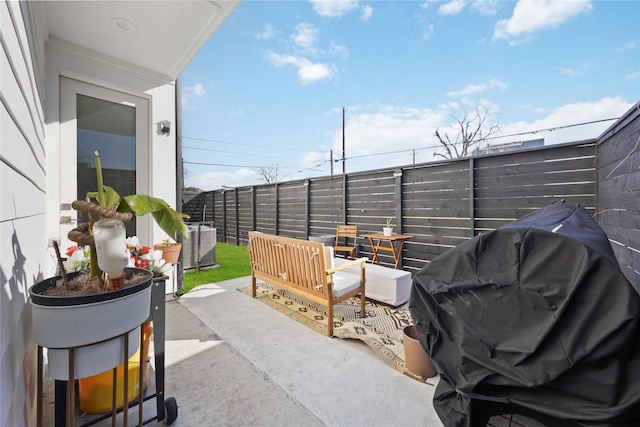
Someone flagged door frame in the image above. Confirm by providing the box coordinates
[59,76,152,249]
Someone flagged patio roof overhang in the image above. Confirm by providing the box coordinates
[39,0,239,82]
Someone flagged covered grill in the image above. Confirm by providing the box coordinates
[410,201,640,426]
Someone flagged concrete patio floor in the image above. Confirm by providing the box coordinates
[42,276,444,426]
[166,276,443,426]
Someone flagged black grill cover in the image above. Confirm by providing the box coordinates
[409,201,640,426]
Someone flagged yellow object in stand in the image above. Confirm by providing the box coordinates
[78,322,153,414]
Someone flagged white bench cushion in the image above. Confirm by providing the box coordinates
[322,246,362,297]
[331,271,363,298]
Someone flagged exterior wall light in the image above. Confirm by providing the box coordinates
[158,120,171,135]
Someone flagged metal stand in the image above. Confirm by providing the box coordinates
[39,277,178,426]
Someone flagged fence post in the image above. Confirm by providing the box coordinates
[342,174,347,224]
[208,191,213,225]
[251,186,256,233]
[233,189,239,244]
[274,183,279,234]
[393,169,404,268]
[393,169,403,233]
[304,180,310,238]
[469,158,476,237]
[222,190,227,243]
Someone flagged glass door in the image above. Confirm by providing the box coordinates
[59,77,150,248]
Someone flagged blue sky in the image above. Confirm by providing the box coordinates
[181,0,639,191]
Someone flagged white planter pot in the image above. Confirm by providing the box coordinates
[29,268,153,380]
[47,326,141,380]
[383,227,394,236]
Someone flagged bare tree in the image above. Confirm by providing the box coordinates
[256,163,281,184]
[434,106,501,159]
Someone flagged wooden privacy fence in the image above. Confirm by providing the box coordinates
[184,139,597,273]
[183,102,639,287]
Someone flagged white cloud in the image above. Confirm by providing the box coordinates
[622,72,639,81]
[256,24,277,40]
[300,150,332,171]
[615,41,636,52]
[471,0,499,15]
[493,0,592,42]
[192,83,205,96]
[419,1,433,10]
[330,41,350,58]
[422,24,435,40]
[266,22,345,84]
[182,83,207,109]
[230,107,246,116]
[291,23,319,53]
[186,98,634,190]
[324,104,451,169]
[310,0,359,18]
[558,63,592,76]
[184,168,258,191]
[439,0,467,15]
[361,5,373,21]
[323,97,633,172]
[265,51,335,84]
[446,79,509,97]
[559,68,579,76]
[496,97,632,145]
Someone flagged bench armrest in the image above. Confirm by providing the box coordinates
[326,257,368,275]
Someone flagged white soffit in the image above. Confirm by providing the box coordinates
[44,0,239,81]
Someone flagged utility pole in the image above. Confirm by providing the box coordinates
[342,106,346,174]
[330,149,334,177]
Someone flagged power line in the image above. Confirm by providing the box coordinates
[183,117,619,173]
[183,136,265,148]
[344,117,620,162]
[183,160,300,170]
[485,117,618,141]
[183,145,281,158]
[183,160,264,168]
[183,135,312,153]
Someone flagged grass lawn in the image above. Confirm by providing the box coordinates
[182,242,251,293]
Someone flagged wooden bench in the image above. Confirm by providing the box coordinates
[248,231,367,336]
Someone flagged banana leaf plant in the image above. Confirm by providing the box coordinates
[71,151,189,278]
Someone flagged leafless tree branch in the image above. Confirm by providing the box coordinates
[256,164,281,184]
[434,105,501,159]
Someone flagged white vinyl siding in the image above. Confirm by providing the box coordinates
[1,1,47,426]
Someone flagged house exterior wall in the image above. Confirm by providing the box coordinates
[1,1,46,425]
[2,1,180,424]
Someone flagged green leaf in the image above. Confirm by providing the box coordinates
[151,209,190,241]
[119,194,189,240]
[86,186,121,210]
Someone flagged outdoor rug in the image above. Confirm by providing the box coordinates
[238,282,434,383]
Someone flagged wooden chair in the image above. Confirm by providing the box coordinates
[334,224,358,259]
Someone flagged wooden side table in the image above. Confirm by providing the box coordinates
[361,233,413,269]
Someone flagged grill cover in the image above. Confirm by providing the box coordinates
[409,201,640,426]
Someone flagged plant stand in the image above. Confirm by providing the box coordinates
[39,277,178,426]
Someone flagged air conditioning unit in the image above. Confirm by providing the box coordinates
[183,223,217,270]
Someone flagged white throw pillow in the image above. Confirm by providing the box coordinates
[323,245,335,269]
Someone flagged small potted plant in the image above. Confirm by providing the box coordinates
[154,238,183,266]
[383,217,394,236]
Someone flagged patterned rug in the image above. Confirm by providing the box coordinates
[238,282,435,384]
